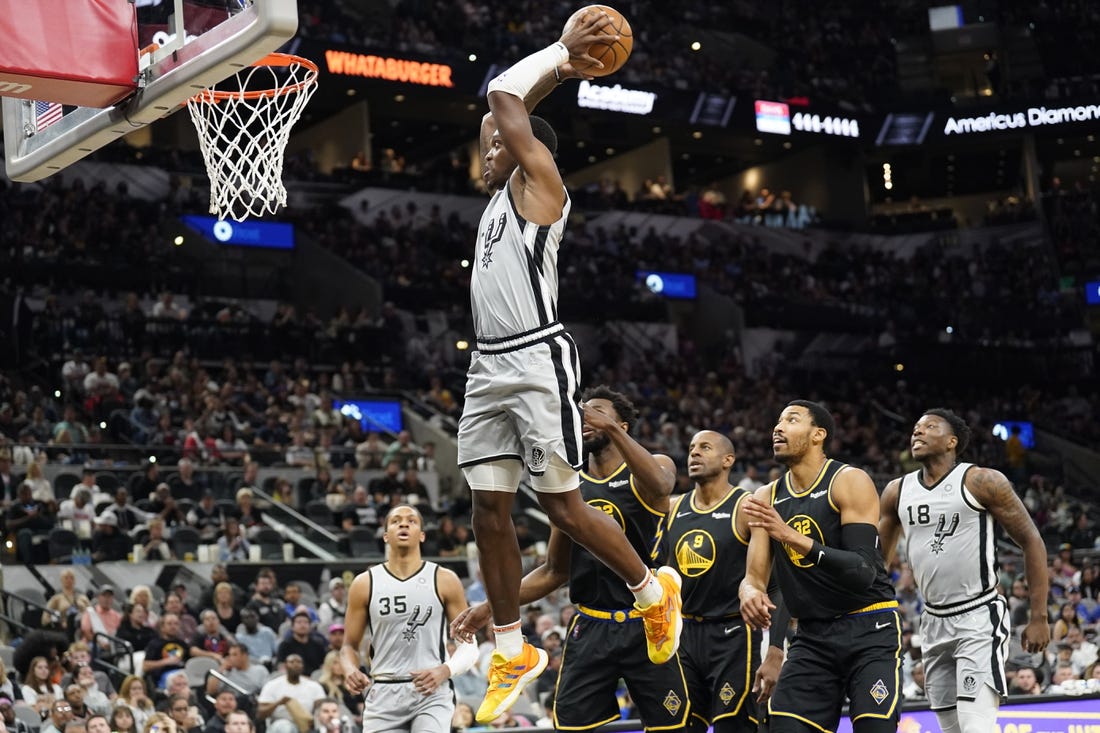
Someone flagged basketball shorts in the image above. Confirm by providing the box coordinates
[457,324,583,475]
[362,680,453,733]
[554,608,692,731]
[680,619,760,732]
[769,607,902,733]
[921,595,1010,711]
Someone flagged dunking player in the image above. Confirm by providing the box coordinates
[341,505,479,733]
[453,386,690,730]
[740,401,901,733]
[662,430,786,732]
[879,409,1049,733]
[457,10,682,725]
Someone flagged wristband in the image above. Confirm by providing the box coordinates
[488,42,569,99]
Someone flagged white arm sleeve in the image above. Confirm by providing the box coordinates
[487,42,569,100]
[443,641,480,678]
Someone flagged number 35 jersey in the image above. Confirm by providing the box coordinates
[898,462,997,612]
[367,561,447,677]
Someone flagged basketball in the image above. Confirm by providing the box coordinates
[569,5,633,77]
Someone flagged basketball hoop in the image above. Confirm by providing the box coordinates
[187,52,318,221]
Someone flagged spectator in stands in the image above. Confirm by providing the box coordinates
[187,491,223,542]
[141,518,175,562]
[165,693,202,733]
[104,489,152,534]
[52,405,89,447]
[44,569,91,632]
[117,677,154,733]
[316,580,346,629]
[354,433,385,470]
[148,485,185,532]
[1067,513,1095,550]
[197,690,236,733]
[284,432,315,469]
[40,698,75,733]
[61,352,91,400]
[63,681,93,720]
[1053,601,1080,642]
[1062,625,1099,675]
[398,468,430,508]
[0,660,18,703]
[22,655,62,708]
[169,460,204,503]
[0,696,32,733]
[74,666,112,716]
[82,358,122,423]
[255,415,289,457]
[60,643,114,697]
[7,481,55,562]
[209,583,240,636]
[256,654,325,733]
[110,705,137,733]
[75,470,111,509]
[234,489,263,536]
[0,450,17,502]
[205,643,266,698]
[116,604,156,653]
[381,431,419,469]
[367,461,401,499]
[161,596,196,643]
[189,610,230,665]
[90,513,129,563]
[276,611,326,676]
[128,587,158,629]
[281,584,317,625]
[331,462,359,499]
[151,293,186,321]
[58,488,96,540]
[340,487,377,533]
[1010,666,1044,695]
[246,569,285,632]
[235,608,277,668]
[142,614,191,691]
[215,518,250,563]
[23,462,54,508]
[80,586,122,646]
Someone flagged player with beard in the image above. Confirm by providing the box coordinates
[452,385,691,731]
[661,430,787,732]
[739,401,901,733]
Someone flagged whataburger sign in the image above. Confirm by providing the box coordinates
[943,103,1100,134]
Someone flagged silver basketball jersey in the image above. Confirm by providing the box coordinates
[471,182,570,338]
[898,463,997,610]
[367,561,447,677]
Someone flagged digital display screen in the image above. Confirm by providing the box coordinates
[182,216,295,250]
[841,695,1100,732]
[992,420,1036,449]
[754,100,791,135]
[1085,280,1100,305]
[637,271,697,300]
[335,399,403,434]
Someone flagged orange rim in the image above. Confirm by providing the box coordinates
[190,52,319,103]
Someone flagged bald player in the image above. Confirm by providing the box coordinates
[661,430,787,732]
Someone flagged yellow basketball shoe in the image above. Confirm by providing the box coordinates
[637,566,683,664]
[475,642,549,724]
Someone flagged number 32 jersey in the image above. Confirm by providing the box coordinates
[367,561,447,677]
[897,462,997,611]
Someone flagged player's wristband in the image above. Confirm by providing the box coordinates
[443,640,479,678]
[488,42,569,99]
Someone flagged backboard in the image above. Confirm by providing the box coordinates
[3,0,298,182]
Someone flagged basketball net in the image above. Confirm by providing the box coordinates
[187,52,318,221]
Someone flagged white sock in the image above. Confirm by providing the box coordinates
[493,620,524,659]
[629,569,662,608]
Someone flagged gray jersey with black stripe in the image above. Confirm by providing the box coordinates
[367,561,447,677]
[898,462,997,609]
[471,182,570,339]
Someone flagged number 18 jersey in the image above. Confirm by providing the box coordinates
[898,463,997,612]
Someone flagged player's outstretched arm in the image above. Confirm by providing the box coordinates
[739,485,777,630]
[878,478,904,567]
[967,466,1050,653]
[340,571,373,695]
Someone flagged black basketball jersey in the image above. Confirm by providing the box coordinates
[769,459,895,620]
[570,463,666,608]
[662,486,750,619]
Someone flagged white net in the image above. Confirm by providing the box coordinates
[187,53,318,221]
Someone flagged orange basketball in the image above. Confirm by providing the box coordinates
[569,5,633,77]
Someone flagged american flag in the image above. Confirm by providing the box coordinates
[35,100,63,131]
